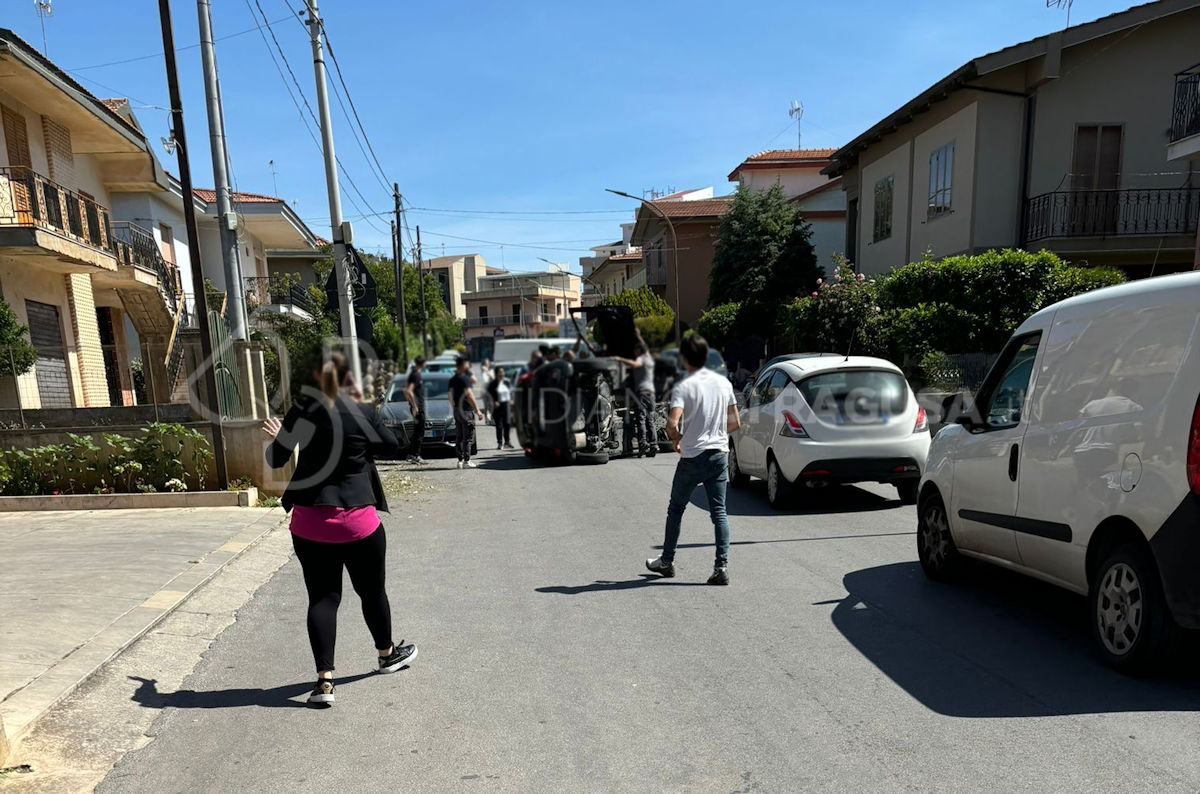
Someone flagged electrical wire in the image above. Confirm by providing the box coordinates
[65,14,297,71]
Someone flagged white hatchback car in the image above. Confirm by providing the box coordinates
[918,271,1200,672]
[729,355,931,508]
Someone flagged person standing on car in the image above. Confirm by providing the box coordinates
[449,356,483,469]
[615,342,657,458]
[263,350,417,707]
[488,366,513,449]
[645,334,740,586]
[404,355,427,464]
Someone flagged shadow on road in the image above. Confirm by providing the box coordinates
[831,561,1200,717]
[697,483,900,517]
[127,672,377,710]
[535,573,707,595]
[656,531,914,551]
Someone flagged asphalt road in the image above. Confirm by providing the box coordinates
[95,448,1200,793]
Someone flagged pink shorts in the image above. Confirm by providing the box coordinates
[289,505,380,544]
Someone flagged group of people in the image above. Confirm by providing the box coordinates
[262,333,739,707]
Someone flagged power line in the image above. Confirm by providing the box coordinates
[65,14,297,71]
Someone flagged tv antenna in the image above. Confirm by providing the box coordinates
[268,159,279,197]
[789,100,804,150]
[1047,0,1074,28]
[34,1,52,55]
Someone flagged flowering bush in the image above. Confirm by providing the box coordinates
[781,258,880,355]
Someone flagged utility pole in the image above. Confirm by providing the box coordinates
[392,183,407,367]
[416,225,429,357]
[197,0,247,340]
[158,0,228,488]
[302,0,361,385]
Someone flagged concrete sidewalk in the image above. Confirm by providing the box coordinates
[0,506,286,758]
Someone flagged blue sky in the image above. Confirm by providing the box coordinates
[13,0,1136,270]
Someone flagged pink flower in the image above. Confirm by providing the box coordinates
[816,278,823,285]
[811,291,818,297]
[856,272,866,281]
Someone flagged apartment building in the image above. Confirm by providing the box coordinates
[826,0,1200,276]
[423,253,490,321]
[461,269,581,360]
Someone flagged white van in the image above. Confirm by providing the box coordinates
[492,338,577,364]
[919,271,1200,672]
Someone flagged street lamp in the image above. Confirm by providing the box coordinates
[537,257,575,317]
[605,188,681,347]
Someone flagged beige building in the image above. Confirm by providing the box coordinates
[461,270,581,357]
[826,0,1200,276]
[423,253,489,320]
[0,29,181,409]
[727,148,847,269]
[588,251,645,299]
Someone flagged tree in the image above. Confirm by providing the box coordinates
[0,297,37,376]
[708,183,824,335]
[603,286,673,319]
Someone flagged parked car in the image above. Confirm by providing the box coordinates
[379,371,478,455]
[660,346,729,380]
[729,355,930,508]
[918,271,1200,672]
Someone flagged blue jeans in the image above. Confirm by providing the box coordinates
[662,449,731,567]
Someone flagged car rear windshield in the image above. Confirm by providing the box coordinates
[796,369,908,424]
[387,377,452,402]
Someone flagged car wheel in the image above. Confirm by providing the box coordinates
[728,443,750,488]
[575,451,609,465]
[896,480,919,505]
[917,491,963,581]
[1089,542,1172,674]
[765,456,791,509]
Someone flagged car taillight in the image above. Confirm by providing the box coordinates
[1188,395,1200,495]
[780,410,809,438]
[914,406,928,433]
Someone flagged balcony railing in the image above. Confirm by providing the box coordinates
[245,275,316,314]
[0,166,113,254]
[1171,65,1200,143]
[465,313,558,329]
[1025,188,1200,243]
[111,221,181,316]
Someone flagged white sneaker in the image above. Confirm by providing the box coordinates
[456,460,464,469]
[465,461,478,468]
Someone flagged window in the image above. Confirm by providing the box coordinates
[872,175,894,242]
[479,305,488,322]
[158,224,176,265]
[927,141,955,220]
[981,333,1042,430]
[511,303,519,321]
[1072,125,1122,191]
[798,369,908,425]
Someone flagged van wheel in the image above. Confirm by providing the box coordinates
[917,491,963,581]
[896,480,919,505]
[1090,543,1172,674]
[728,444,750,488]
[575,451,609,465]
[766,456,792,509]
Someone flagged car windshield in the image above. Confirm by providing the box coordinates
[796,369,907,424]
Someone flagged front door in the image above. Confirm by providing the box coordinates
[949,332,1043,563]
[737,369,773,474]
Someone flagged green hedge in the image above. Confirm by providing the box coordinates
[0,423,213,496]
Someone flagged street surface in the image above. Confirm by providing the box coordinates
[81,448,1200,792]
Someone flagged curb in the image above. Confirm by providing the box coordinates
[0,508,286,759]
[0,488,259,512]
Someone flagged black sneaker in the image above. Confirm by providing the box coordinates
[645,556,676,578]
[307,678,335,707]
[379,642,418,673]
[707,567,729,586]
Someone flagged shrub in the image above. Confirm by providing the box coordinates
[919,351,963,392]
[697,302,740,347]
[781,260,880,354]
[634,314,675,349]
[0,297,36,376]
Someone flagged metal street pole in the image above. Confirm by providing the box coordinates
[196,0,247,340]
[392,184,407,367]
[416,225,429,357]
[158,0,228,488]
[605,189,681,346]
[303,0,361,385]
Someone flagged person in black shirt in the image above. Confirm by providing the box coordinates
[448,356,482,468]
[404,355,427,464]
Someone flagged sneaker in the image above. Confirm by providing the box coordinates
[465,461,478,468]
[407,455,426,465]
[307,678,335,707]
[645,556,676,578]
[378,642,418,673]
[456,460,464,469]
[707,567,729,586]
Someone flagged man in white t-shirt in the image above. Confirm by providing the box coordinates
[646,334,740,585]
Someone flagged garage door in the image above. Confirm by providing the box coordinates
[25,300,72,408]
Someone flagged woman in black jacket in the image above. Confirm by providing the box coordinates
[263,351,416,707]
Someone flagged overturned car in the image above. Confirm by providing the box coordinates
[512,306,678,465]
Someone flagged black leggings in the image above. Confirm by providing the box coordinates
[292,526,393,672]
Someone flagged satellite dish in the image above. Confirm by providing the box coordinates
[789,100,803,119]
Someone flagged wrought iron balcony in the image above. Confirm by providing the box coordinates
[111,221,182,315]
[1172,64,1200,143]
[0,165,113,253]
[465,313,558,328]
[1025,188,1200,243]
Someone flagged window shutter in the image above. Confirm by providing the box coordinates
[2,105,31,168]
[41,116,74,185]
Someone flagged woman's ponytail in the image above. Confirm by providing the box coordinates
[317,350,348,403]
